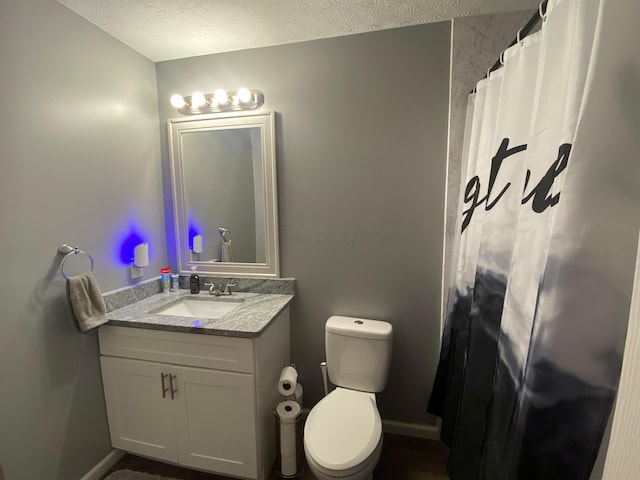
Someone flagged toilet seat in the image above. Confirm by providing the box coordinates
[306,436,383,479]
[304,388,382,473]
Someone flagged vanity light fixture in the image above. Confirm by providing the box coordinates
[213,89,229,105]
[170,88,264,115]
[237,87,252,103]
[170,94,186,108]
[190,91,207,109]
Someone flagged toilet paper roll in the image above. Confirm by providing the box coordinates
[279,423,297,457]
[277,365,298,396]
[277,400,301,459]
[276,400,301,424]
[284,382,303,408]
[280,454,298,477]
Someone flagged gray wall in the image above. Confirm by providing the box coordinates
[156,23,451,423]
[0,0,164,478]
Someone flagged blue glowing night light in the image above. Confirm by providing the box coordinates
[118,229,150,265]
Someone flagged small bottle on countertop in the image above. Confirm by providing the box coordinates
[170,273,179,292]
[161,267,171,293]
[189,266,200,294]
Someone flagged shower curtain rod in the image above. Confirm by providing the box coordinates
[470,0,548,94]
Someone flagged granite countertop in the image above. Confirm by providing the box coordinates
[106,290,294,338]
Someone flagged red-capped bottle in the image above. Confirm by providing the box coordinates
[161,267,171,293]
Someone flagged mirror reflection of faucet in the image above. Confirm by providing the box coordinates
[218,227,233,262]
[204,282,237,296]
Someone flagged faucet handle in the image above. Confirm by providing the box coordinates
[204,283,222,296]
[223,283,237,295]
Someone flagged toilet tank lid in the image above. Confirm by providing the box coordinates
[326,316,393,340]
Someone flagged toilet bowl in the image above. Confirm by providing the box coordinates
[304,388,383,480]
[304,316,393,479]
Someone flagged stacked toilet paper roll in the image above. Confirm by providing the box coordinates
[278,365,303,407]
[285,383,303,408]
[276,400,302,477]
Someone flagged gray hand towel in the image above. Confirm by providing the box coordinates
[67,271,107,333]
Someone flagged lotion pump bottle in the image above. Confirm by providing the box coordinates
[189,266,200,294]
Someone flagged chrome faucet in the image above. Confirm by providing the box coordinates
[223,282,237,295]
[204,282,237,296]
[204,283,223,296]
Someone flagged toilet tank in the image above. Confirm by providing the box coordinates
[325,316,393,393]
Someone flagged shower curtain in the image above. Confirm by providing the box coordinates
[429,0,640,478]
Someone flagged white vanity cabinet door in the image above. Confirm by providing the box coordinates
[100,356,178,462]
[173,365,257,478]
[98,307,291,480]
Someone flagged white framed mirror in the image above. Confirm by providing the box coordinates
[168,111,279,277]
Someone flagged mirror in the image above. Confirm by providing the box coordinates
[168,111,279,277]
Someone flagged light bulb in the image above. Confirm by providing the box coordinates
[170,94,186,108]
[237,88,252,103]
[214,89,229,105]
[191,92,206,108]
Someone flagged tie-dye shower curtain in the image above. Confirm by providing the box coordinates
[429,0,640,478]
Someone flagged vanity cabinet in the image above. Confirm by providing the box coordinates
[99,308,290,480]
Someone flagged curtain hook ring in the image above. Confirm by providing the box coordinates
[517,27,524,45]
[499,50,505,66]
[539,1,547,22]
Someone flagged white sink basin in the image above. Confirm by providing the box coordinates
[156,299,241,318]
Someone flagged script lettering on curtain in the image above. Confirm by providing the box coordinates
[522,143,571,212]
[461,140,572,233]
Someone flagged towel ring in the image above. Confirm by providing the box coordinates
[58,244,94,279]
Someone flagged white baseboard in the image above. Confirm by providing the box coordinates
[80,449,125,480]
[382,418,441,440]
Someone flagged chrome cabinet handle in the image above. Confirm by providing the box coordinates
[169,373,177,399]
[161,373,169,398]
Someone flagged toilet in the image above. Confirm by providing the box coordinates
[304,315,393,480]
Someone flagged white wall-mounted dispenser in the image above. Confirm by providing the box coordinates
[131,242,149,278]
[192,234,203,254]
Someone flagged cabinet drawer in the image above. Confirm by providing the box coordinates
[99,325,254,373]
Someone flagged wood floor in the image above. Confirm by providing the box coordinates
[101,433,450,480]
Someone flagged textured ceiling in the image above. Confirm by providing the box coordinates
[57,0,540,62]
